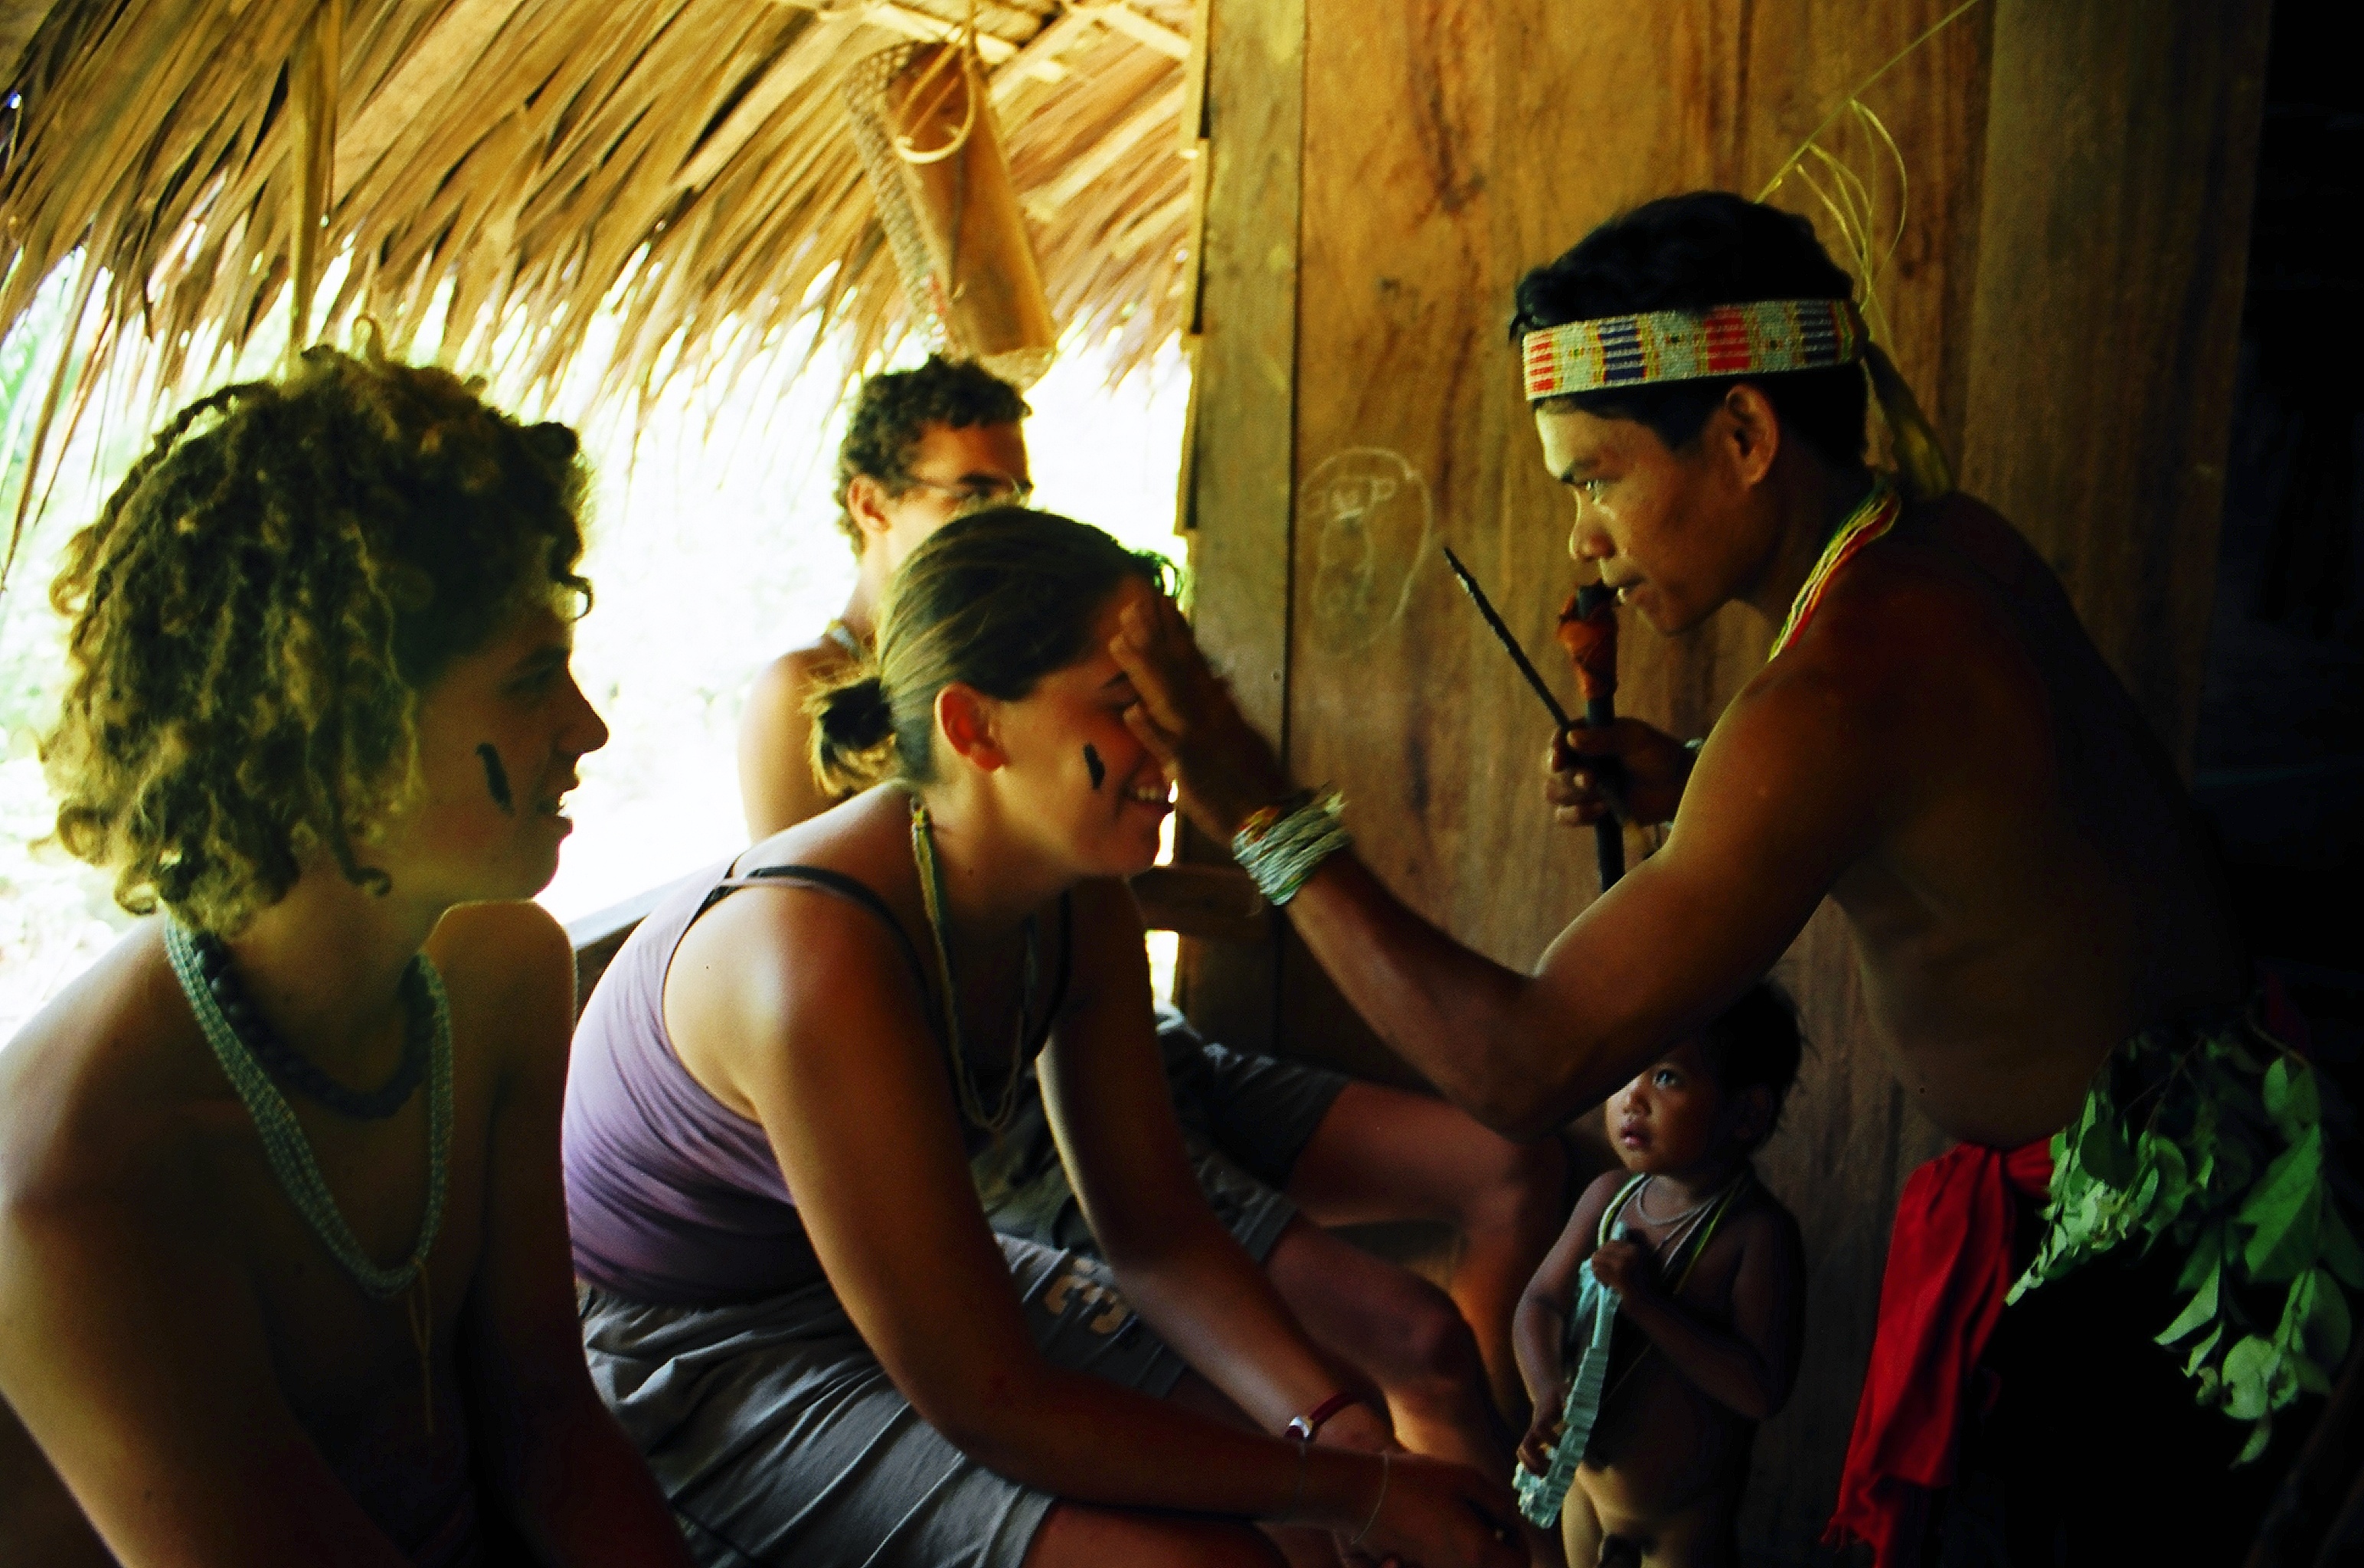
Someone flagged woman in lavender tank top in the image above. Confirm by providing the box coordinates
[564,511,1521,1568]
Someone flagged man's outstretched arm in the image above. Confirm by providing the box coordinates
[1113,594,1886,1136]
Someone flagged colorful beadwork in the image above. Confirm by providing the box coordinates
[1522,298,1865,402]
[1768,476,1902,661]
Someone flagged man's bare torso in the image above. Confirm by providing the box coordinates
[1766,495,2242,1148]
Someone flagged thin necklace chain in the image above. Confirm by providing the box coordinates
[1633,1172,1721,1228]
[908,795,1039,1137]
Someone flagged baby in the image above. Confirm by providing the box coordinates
[1513,985,1808,1566]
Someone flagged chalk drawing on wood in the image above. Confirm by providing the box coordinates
[1300,446,1433,655]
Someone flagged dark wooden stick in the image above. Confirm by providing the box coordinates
[1570,583,1624,890]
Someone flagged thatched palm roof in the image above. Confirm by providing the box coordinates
[0,0,1198,538]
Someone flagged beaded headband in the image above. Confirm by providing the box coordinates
[1521,298,1865,402]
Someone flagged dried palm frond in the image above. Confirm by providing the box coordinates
[1756,0,1983,340]
[0,0,1202,585]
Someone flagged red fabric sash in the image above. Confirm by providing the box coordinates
[1823,1137,2055,1565]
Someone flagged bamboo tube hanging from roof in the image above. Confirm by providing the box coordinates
[847,29,1058,387]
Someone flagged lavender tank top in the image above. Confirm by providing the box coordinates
[562,856,1071,1306]
[561,861,931,1304]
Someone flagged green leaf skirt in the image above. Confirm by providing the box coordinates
[2010,1003,2359,1464]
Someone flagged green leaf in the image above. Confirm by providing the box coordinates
[2271,1352,2301,1406]
[2214,1135,2254,1197]
[2223,1335,2277,1419]
[2274,1270,2317,1350]
[2177,1224,2225,1293]
[2082,1110,2139,1187]
[2185,1321,2226,1378]
[2320,1204,2364,1289]
[2251,1191,2323,1286]
[2157,1263,2222,1346]
[2241,1127,2326,1283]
[2238,1416,2274,1466]
[2303,1268,2353,1373]
[2264,1056,2322,1144]
[2143,1135,2193,1224]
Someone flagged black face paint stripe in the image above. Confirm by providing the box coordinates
[476,743,515,814]
[1083,743,1106,791]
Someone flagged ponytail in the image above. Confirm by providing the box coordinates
[814,508,1170,793]
[808,667,899,795]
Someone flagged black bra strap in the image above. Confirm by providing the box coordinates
[696,864,933,998]
[698,865,1077,1060]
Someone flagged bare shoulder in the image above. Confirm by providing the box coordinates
[1718,495,2052,793]
[0,924,219,1206]
[1725,1181,1804,1262]
[747,638,857,717]
[426,900,574,1085]
[428,899,572,1001]
[1566,1168,1633,1256]
[676,802,929,1034]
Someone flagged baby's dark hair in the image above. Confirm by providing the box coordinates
[1699,982,1805,1140]
[1509,191,1868,470]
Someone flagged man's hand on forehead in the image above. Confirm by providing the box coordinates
[1109,596,1291,838]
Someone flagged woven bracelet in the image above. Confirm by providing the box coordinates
[1233,788,1350,905]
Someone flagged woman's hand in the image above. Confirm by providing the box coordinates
[1545,720,1693,828]
[1515,1390,1565,1476]
[1346,1452,1525,1568]
[1110,594,1295,839]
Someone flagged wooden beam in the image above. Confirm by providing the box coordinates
[1074,1,1192,62]
[1173,0,1303,1054]
[1130,864,1270,944]
[853,2,1020,64]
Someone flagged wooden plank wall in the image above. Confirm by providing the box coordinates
[1177,0,2269,1557]
[1170,0,1303,1054]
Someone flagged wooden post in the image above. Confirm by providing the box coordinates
[1172,0,1304,1054]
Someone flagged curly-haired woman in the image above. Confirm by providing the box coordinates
[564,507,1523,1568]
[0,346,692,1568]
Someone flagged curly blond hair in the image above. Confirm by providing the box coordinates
[41,343,591,936]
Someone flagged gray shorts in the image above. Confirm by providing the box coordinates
[580,1235,1185,1568]
[971,1008,1349,1262]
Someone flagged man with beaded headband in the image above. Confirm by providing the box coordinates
[0,344,691,1567]
[1113,191,2342,1563]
